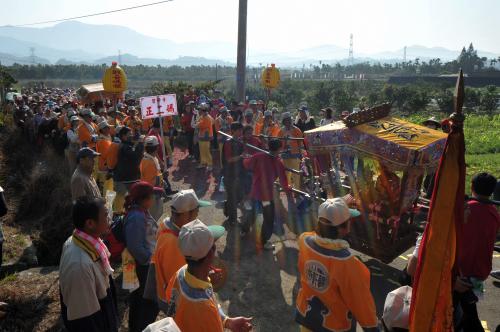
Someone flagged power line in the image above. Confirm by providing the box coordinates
[5,0,174,27]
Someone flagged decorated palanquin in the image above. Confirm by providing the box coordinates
[303,108,447,261]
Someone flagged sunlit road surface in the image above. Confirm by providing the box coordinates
[166,148,500,331]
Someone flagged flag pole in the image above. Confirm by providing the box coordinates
[156,96,168,169]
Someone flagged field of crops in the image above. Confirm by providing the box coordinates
[405,113,500,192]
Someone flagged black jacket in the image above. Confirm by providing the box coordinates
[113,141,144,182]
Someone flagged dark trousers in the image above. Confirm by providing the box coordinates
[129,264,159,332]
[224,176,242,223]
[0,241,3,267]
[242,200,275,244]
[185,131,195,156]
[453,290,484,332]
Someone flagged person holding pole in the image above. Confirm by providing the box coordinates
[242,139,291,250]
[278,112,304,189]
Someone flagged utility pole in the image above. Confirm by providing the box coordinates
[29,47,36,65]
[215,63,218,81]
[348,34,354,66]
[236,0,248,102]
[118,49,122,64]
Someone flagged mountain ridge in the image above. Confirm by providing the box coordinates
[1,21,498,67]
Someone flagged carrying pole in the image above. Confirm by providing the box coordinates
[218,130,301,175]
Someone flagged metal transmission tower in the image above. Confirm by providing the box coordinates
[236,0,248,102]
[403,46,407,62]
[348,34,354,66]
[118,49,122,64]
[29,47,36,64]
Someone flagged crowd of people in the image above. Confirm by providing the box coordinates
[1,87,499,332]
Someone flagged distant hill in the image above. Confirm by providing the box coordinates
[0,21,498,67]
[0,21,235,61]
[0,52,50,65]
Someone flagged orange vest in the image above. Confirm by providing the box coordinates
[124,116,143,134]
[151,219,185,302]
[163,116,174,130]
[166,266,225,332]
[78,121,98,148]
[58,116,70,132]
[141,118,153,133]
[255,121,280,137]
[95,137,112,172]
[295,232,378,331]
[197,115,214,140]
[215,116,233,139]
[106,142,120,171]
[107,117,122,137]
[278,125,303,156]
[140,154,161,186]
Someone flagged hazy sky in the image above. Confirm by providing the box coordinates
[1,0,499,54]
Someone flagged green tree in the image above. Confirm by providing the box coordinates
[479,85,498,114]
[330,82,357,112]
[464,87,481,108]
[306,82,333,112]
[0,66,17,102]
[435,89,454,113]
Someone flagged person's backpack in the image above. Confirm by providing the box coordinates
[106,214,126,260]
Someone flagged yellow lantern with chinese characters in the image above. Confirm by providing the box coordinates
[102,62,128,93]
[261,63,280,89]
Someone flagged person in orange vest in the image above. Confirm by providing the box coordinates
[214,107,233,165]
[240,109,257,132]
[165,219,252,332]
[57,107,72,132]
[254,110,280,148]
[295,198,379,332]
[124,106,143,137]
[78,108,98,149]
[194,103,214,171]
[106,107,122,136]
[95,121,114,195]
[139,136,165,220]
[277,112,304,189]
[248,100,263,124]
[145,190,210,312]
[142,118,153,135]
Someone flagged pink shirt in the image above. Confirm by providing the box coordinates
[243,152,289,201]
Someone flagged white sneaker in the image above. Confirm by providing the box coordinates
[263,242,275,250]
[207,166,213,171]
[196,164,205,169]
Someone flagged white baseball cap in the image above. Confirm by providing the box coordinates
[382,285,412,331]
[170,189,211,214]
[178,219,225,261]
[145,136,159,147]
[98,121,110,130]
[318,198,360,226]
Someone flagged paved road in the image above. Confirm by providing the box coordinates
[167,148,500,332]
